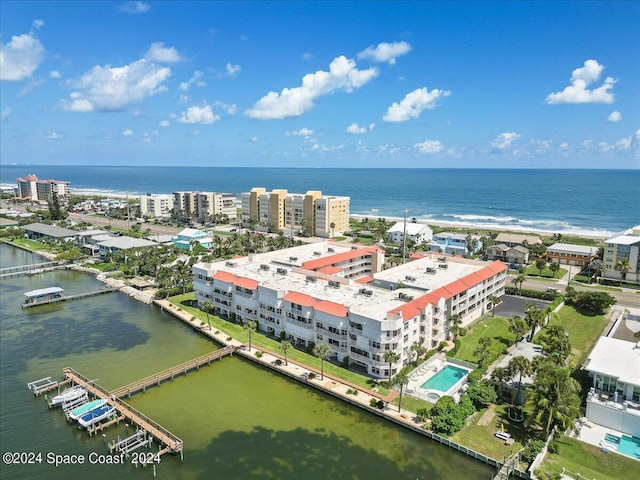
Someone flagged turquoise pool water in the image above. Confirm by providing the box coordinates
[421,365,469,392]
[617,435,640,460]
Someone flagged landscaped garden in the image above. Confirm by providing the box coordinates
[449,315,515,366]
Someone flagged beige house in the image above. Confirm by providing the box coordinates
[486,244,530,265]
[494,233,542,248]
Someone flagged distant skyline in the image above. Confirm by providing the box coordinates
[1,1,639,168]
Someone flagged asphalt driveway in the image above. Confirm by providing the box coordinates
[494,294,550,318]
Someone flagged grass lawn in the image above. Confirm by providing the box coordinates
[534,305,608,366]
[525,264,567,279]
[169,293,389,395]
[451,403,528,461]
[390,393,433,415]
[4,237,52,252]
[536,436,638,480]
[453,316,514,365]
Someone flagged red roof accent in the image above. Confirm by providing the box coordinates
[442,279,468,297]
[389,302,421,320]
[410,252,426,259]
[319,266,343,274]
[301,246,378,271]
[283,291,318,307]
[234,277,259,290]
[315,300,348,317]
[212,271,237,283]
[355,275,373,284]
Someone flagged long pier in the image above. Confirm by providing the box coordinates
[62,367,184,456]
[0,261,60,278]
[22,288,118,309]
[110,346,234,399]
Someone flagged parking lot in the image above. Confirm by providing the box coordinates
[494,294,550,318]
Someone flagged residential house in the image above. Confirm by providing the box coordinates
[486,244,530,265]
[20,223,78,242]
[494,233,542,248]
[386,222,433,245]
[546,243,597,267]
[97,236,158,259]
[428,232,482,256]
[172,228,214,251]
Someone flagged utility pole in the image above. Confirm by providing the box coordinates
[402,209,407,264]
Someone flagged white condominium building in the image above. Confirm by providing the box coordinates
[240,188,350,238]
[16,174,70,204]
[139,194,174,218]
[603,225,640,282]
[193,243,506,379]
[173,191,237,223]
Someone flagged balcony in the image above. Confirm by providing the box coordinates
[285,318,313,329]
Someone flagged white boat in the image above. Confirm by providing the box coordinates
[49,386,86,406]
[68,399,107,421]
[77,404,116,428]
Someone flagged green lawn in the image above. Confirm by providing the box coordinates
[536,436,638,480]
[453,316,514,365]
[525,263,567,279]
[390,392,433,415]
[534,305,608,366]
[451,403,528,461]
[168,293,389,395]
[4,237,52,252]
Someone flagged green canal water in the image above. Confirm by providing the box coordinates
[0,243,493,479]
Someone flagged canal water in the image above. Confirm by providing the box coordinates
[0,243,493,479]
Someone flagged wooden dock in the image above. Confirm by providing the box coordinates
[110,346,234,399]
[22,288,118,309]
[0,261,60,278]
[63,367,184,455]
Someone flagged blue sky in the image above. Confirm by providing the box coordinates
[1,1,639,168]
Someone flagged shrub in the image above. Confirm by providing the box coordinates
[430,394,477,436]
[370,398,379,407]
[342,356,350,369]
[255,351,263,358]
[437,341,448,351]
[416,407,431,421]
[377,400,385,409]
[466,381,497,408]
[274,359,282,366]
[521,438,546,463]
[308,373,316,380]
[226,336,232,341]
[467,369,484,384]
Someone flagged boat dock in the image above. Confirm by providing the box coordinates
[22,287,117,309]
[0,261,61,278]
[62,367,184,456]
[27,376,72,396]
[110,346,234,399]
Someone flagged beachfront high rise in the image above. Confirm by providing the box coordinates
[241,188,350,238]
[173,191,237,224]
[16,174,70,205]
[139,193,174,218]
[603,225,640,282]
[192,243,506,379]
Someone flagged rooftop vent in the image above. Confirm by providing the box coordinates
[306,275,317,283]
[276,268,288,275]
[328,280,341,288]
[225,261,237,267]
[259,264,270,271]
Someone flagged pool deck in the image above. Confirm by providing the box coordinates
[571,418,639,461]
[405,355,470,401]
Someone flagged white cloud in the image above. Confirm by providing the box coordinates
[383,87,450,122]
[414,139,444,154]
[226,63,241,77]
[49,70,61,78]
[122,129,133,136]
[1,107,12,121]
[178,105,220,124]
[607,110,622,123]
[179,70,204,91]
[0,31,45,81]
[145,42,182,63]
[214,100,237,115]
[246,55,378,119]
[251,136,258,142]
[32,19,45,29]
[118,1,150,14]
[46,132,62,139]
[60,59,171,112]
[286,128,314,138]
[357,41,412,65]
[545,59,615,104]
[491,132,520,150]
[302,53,314,61]
[159,120,170,128]
[346,123,367,134]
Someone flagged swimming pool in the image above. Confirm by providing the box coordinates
[421,365,469,393]
[617,435,640,460]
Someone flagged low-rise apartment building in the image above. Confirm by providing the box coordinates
[546,243,597,267]
[386,222,433,245]
[428,232,482,256]
[603,225,640,282]
[494,233,542,248]
[16,174,70,205]
[241,188,349,238]
[192,243,506,379]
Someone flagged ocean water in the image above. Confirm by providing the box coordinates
[1,165,638,236]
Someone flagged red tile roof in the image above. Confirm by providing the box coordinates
[283,291,318,307]
[319,266,343,275]
[315,300,349,317]
[212,271,237,283]
[355,275,373,284]
[234,277,259,290]
[301,246,379,271]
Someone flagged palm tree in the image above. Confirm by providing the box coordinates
[465,235,478,257]
[312,343,332,380]
[446,314,462,341]
[280,340,292,366]
[526,365,581,434]
[410,342,426,364]
[202,300,214,330]
[491,366,511,400]
[473,337,493,367]
[535,258,547,276]
[489,296,501,317]
[616,259,630,280]
[329,222,336,238]
[508,315,527,346]
[514,273,526,293]
[393,373,409,412]
[383,350,398,385]
[524,303,545,342]
[549,262,560,278]
[508,356,531,404]
[243,320,257,351]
